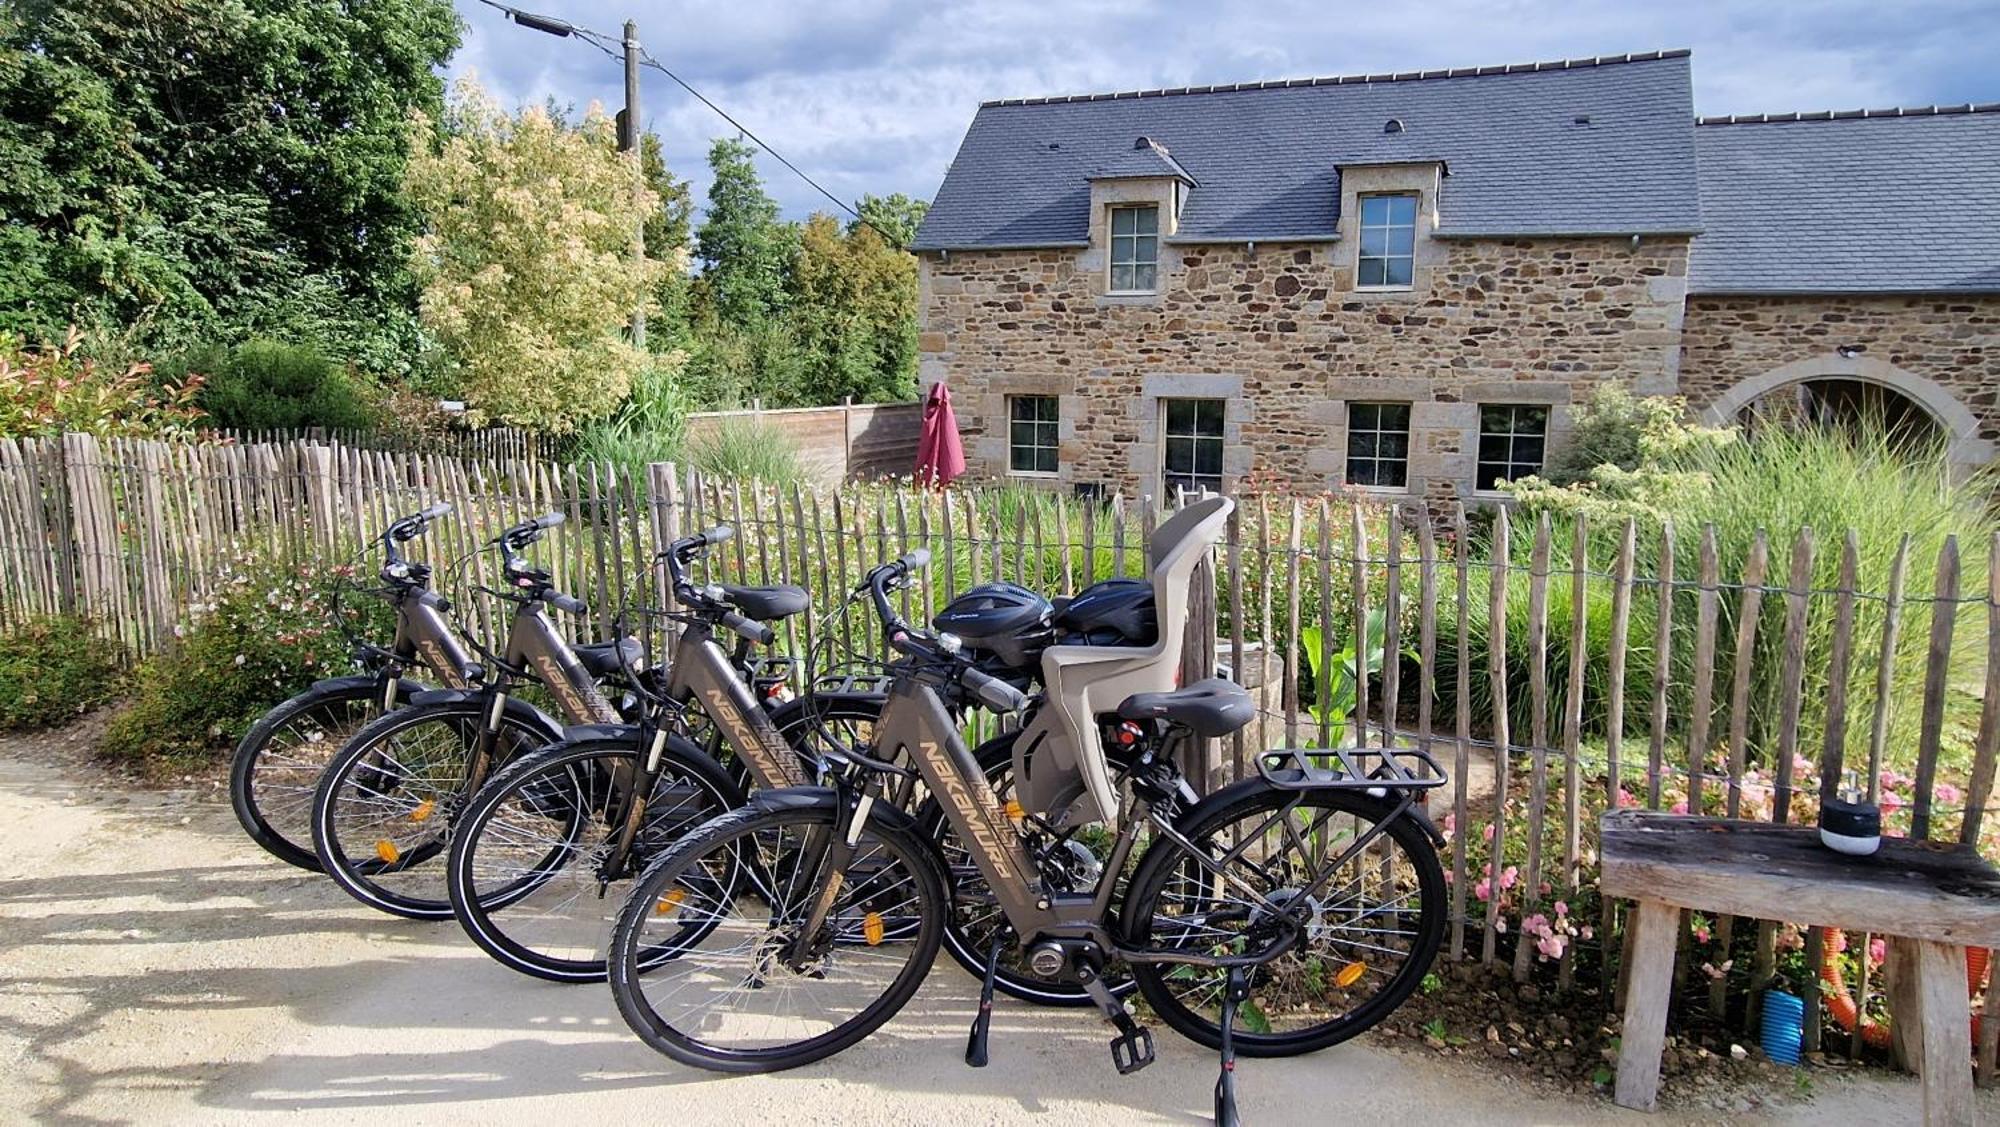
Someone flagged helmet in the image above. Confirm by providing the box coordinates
[1053,578,1157,647]
[932,582,1054,671]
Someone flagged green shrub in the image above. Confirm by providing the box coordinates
[100,556,376,773]
[0,617,125,729]
[685,417,804,485]
[0,328,207,440]
[174,339,378,433]
[574,357,692,473]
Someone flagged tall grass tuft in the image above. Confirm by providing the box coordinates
[685,418,805,486]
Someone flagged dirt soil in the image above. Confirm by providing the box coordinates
[0,716,1983,1126]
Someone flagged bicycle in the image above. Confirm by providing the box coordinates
[229,503,482,871]
[445,525,887,981]
[607,497,1447,1126]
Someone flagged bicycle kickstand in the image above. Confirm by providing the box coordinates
[1214,967,1249,1127]
[965,936,1002,1067]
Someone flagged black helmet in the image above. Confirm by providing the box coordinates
[932,582,1054,670]
[1054,578,1157,647]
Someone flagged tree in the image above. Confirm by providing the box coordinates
[640,131,696,337]
[0,0,460,370]
[788,213,920,404]
[405,79,664,432]
[853,193,929,248]
[694,138,794,329]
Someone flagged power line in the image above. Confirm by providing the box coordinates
[470,0,907,248]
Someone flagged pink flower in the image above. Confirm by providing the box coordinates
[1579,926,1595,941]
[1441,813,1457,836]
[1500,866,1519,891]
[1537,934,1565,960]
[1880,769,1908,792]
[1670,802,1688,815]
[1553,901,1569,917]
[1882,792,1905,814]
[1524,914,1549,935]
[1483,823,1497,842]
[1936,783,1963,806]
[1693,925,1711,944]
[1474,879,1492,903]
[1616,789,1637,809]
[1442,868,1454,885]
[1538,881,1552,897]
[1869,938,1887,965]
[1833,932,1849,953]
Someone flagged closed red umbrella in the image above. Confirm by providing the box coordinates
[914,380,966,488]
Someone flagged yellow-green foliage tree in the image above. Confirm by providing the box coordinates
[405,79,663,432]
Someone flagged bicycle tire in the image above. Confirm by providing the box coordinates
[311,700,557,920]
[608,797,946,1073]
[229,676,420,870]
[1122,783,1445,1057]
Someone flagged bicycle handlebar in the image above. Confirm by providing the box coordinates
[545,591,588,616]
[718,611,776,646]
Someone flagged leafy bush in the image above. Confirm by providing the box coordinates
[100,557,377,773]
[574,356,693,472]
[0,617,124,729]
[0,327,206,439]
[685,418,805,485]
[171,339,379,432]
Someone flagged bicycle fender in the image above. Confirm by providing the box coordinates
[561,723,642,743]
[307,672,424,698]
[406,689,566,744]
[1176,776,1447,848]
[748,785,923,837]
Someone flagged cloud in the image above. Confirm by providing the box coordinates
[450,0,2000,222]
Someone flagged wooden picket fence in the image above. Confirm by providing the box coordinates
[1,432,1995,1071]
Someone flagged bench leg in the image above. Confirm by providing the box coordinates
[1910,940,1975,1127]
[1615,898,1678,1112]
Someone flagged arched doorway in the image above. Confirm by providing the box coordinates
[1700,354,1994,480]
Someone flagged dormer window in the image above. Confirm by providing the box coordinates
[1109,205,1159,293]
[1357,193,1417,289]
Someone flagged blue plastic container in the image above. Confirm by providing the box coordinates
[1761,990,1806,1066]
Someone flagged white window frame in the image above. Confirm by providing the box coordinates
[1007,394,1061,477]
[1474,404,1550,493]
[1356,193,1418,291]
[1108,204,1160,295]
[1345,402,1413,492]
[1160,397,1226,496]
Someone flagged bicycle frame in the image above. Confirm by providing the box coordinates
[382,586,479,701]
[656,624,808,789]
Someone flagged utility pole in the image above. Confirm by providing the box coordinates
[621,19,647,350]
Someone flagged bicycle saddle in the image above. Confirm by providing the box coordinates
[576,637,644,678]
[719,584,810,621]
[1116,678,1255,738]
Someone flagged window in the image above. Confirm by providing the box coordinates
[1476,405,1549,490]
[1346,403,1411,489]
[1109,205,1159,293]
[1357,193,1417,288]
[1008,395,1060,475]
[1161,398,1225,495]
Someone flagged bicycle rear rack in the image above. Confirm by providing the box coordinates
[1255,744,1446,794]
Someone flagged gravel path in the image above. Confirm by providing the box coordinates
[0,724,1974,1126]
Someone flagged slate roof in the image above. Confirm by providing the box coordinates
[910,51,1704,250]
[1688,106,2000,294]
[1088,140,1198,185]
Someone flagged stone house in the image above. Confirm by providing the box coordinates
[909,50,2000,501]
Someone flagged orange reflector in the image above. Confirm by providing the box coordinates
[409,798,436,823]
[863,912,885,946]
[1335,961,1367,988]
[654,890,686,915]
[1003,799,1024,820]
[375,839,401,864]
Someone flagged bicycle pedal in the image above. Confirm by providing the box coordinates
[1109,1023,1155,1074]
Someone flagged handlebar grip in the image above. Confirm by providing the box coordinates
[960,666,1028,714]
[531,512,566,531]
[419,502,453,521]
[719,611,776,646]
[899,547,932,572]
[702,525,735,546]
[546,591,588,615]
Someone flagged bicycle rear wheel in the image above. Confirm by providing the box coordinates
[608,798,946,1073]
[448,736,743,982]
[231,677,414,870]
[1122,783,1445,1057]
[312,701,554,919]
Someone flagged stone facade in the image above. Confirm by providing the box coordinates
[1678,295,2000,473]
[919,230,1690,500]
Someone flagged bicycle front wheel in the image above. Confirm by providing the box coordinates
[1122,783,1445,1057]
[448,736,743,982]
[230,677,415,870]
[608,798,946,1073]
[312,701,554,919]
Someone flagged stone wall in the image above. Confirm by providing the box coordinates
[918,234,1691,500]
[1679,295,2000,469]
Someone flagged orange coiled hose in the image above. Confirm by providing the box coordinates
[1820,929,1987,1050]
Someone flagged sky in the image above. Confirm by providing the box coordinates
[447,0,2000,224]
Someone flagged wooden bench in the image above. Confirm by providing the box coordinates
[1601,810,2000,1127]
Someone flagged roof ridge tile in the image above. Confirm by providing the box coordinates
[978,48,1691,108]
[1698,103,2000,125]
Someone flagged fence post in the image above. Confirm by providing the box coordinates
[302,442,338,555]
[646,461,680,656]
